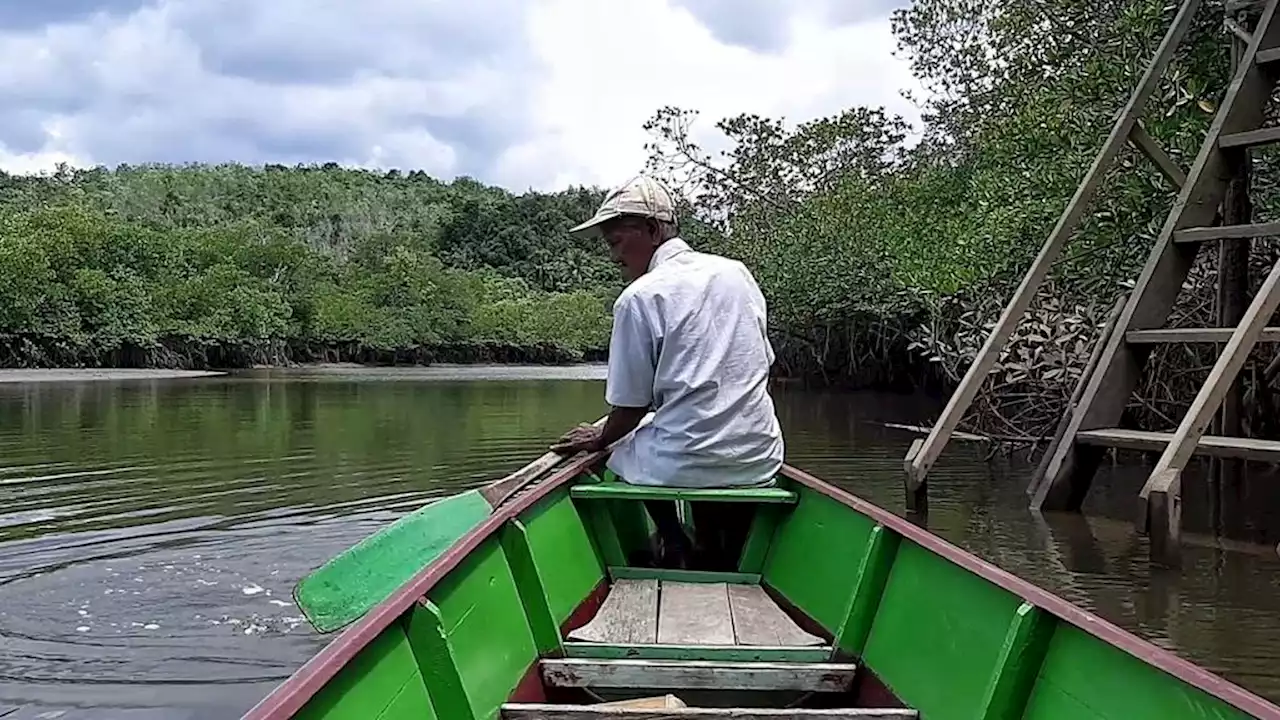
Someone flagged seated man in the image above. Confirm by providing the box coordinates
[551,174,785,570]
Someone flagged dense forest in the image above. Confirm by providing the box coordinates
[4,0,1280,436]
[0,165,620,367]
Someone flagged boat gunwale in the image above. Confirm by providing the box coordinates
[241,450,601,720]
[781,465,1280,720]
[243,456,1280,720]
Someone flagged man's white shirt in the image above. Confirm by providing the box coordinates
[604,238,784,488]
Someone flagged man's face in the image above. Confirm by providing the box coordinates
[601,216,658,281]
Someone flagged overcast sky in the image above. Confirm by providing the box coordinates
[0,0,924,192]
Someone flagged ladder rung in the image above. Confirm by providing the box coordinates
[1220,126,1280,149]
[540,658,858,692]
[1077,428,1280,463]
[1257,46,1280,65]
[1126,327,1280,343]
[1172,221,1280,243]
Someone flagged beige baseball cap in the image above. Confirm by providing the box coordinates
[569,174,678,238]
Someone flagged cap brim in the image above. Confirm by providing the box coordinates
[568,209,622,238]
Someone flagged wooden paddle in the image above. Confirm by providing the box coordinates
[293,415,608,633]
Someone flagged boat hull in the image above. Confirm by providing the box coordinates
[244,458,1280,720]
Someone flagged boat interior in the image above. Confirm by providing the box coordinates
[288,463,1260,720]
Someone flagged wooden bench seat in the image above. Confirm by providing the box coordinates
[570,483,796,504]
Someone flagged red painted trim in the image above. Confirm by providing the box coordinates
[509,662,548,704]
[851,666,907,710]
[560,579,610,638]
[240,452,603,720]
[780,465,1280,719]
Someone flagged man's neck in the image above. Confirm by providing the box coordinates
[647,237,690,272]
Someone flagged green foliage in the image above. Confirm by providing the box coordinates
[643,0,1237,387]
[0,165,618,365]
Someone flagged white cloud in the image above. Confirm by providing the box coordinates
[0,0,924,192]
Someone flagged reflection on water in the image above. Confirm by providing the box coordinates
[0,369,1277,718]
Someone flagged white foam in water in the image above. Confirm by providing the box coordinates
[143,623,159,630]
[76,626,90,632]
[241,583,264,596]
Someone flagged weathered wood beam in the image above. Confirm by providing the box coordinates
[1173,220,1280,242]
[539,658,858,692]
[1125,327,1280,342]
[1128,122,1188,187]
[562,642,834,663]
[1076,427,1280,462]
[1220,125,1280,148]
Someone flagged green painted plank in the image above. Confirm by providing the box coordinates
[378,677,438,720]
[976,603,1055,720]
[737,505,781,573]
[501,520,562,654]
[404,601,473,720]
[607,567,761,584]
[580,499,627,568]
[428,538,538,720]
[834,524,901,657]
[862,541,1023,720]
[563,642,833,662]
[520,490,605,625]
[296,625,430,720]
[294,489,493,633]
[571,484,797,503]
[1022,623,1254,720]
[763,489,876,632]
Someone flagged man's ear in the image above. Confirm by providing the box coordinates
[646,218,661,244]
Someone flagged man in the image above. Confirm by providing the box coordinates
[551,174,784,570]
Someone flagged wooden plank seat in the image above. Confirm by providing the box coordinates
[541,658,859,693]
[569,483,797,504]
[566,579,828,663]
[500,705,919,718]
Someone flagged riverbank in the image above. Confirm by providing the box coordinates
[0,334,608,371]
[0,368,227,383]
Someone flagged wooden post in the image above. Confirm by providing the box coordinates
[1141,257,1280,566]
[1028,295,1126,505]
[1213,0,1257,538]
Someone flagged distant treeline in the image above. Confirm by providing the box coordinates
[0,164,620,369]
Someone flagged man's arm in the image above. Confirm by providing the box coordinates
[595,404,649,449]
[551,295,656,454]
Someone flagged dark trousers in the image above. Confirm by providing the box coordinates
[642,499,755,571]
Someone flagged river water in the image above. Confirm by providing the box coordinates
[1,366,1278,719]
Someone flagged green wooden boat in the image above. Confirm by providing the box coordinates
[243,447,1280,720]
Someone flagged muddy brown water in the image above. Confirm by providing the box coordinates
[1,366,1278,719]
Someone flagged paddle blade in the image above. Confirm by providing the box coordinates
[294,489,493,633]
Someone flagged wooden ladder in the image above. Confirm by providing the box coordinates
[1036,0,1280,564]
[902,0,1204,512]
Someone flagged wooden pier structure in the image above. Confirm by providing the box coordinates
[904,0,1280,566]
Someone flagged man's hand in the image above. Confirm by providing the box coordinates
[550,423,604,454]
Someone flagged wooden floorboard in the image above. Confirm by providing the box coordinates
[540,658,857,692]
[568,579,659,644]
[658,582,735,645]
[570,580,826,649]
[501,705,918,719]
[727,585,825,647]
